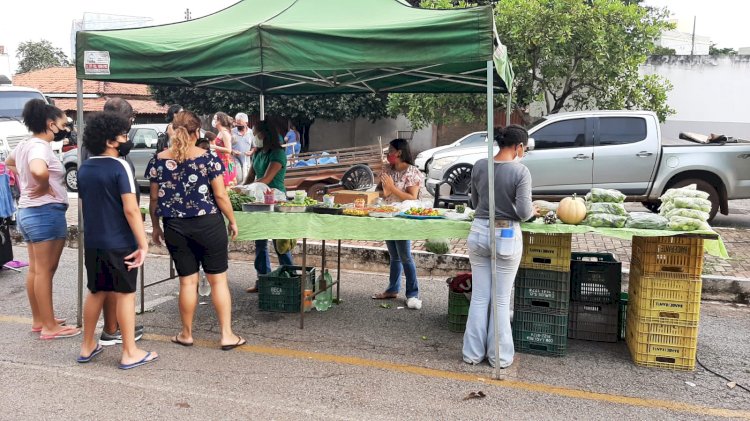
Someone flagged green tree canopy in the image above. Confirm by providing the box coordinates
[15,40,70,74]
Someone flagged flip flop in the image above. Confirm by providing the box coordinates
[31,318,66,333]
[40,326,81,340]
[221,336,247,351]
[171,335,193,347]
[371,292,398,300]
[118,352,158,370]
[77,345,104,363]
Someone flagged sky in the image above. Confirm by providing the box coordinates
[1,0,749,75]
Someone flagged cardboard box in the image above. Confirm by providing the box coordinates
[331,190,380,205]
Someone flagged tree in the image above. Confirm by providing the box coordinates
[15,40,70,74]
[149,86,389,151]
[709,43,737,56]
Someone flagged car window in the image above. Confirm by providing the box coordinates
[599,117,647,146]
[532,119,586,150]
[458,133,487,147]
[131,129,158,149]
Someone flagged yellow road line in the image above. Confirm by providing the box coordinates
[3,315,749,419]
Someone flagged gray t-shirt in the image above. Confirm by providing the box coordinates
[470,158,533,222]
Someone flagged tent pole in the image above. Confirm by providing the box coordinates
[486,61,500,380]
[506,87,512,127]
[260,93,265,120]
[76,79,84,327]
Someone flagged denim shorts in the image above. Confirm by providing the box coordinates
[17,203,68,243]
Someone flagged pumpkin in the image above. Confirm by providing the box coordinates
[557,194,587,225]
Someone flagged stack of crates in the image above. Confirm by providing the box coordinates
[568,253,622,343]
[512,232,572,357]
[626,236,704,371]
[447,290,470,333]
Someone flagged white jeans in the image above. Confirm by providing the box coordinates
[463,218,522,368]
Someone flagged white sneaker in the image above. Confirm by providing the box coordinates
[406,297,422,310]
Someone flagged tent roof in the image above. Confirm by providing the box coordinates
[75,0,512,94]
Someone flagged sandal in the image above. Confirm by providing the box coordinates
[40,326,81,340]
[171,335,193,347]
[31,318,66,333]
[221,336,247,351]
[371,292,398,300]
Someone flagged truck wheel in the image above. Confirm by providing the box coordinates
[668,179,719,222]
[65,166,78,192]
[641,201,660,213]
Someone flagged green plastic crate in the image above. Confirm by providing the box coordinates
[514,268,570,314]
[448,290,470,332]
[512,308,568,357]
[258,266,316,313]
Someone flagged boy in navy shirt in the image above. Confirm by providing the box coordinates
[77,112,158,369]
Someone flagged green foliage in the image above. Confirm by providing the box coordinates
[709,43,737,56]
[15,40,70,74]
[652,46,677,56]
[387,93,504,130]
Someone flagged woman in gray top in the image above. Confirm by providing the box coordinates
[463,125,536,369]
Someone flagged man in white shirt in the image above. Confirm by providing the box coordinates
[231,112,254,181]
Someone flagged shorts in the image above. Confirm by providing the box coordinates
[163,213,229,277]
[85,247,138,293]
[17,203,68,243]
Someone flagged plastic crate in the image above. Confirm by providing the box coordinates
[631,236,703,280]
[619,292,628,340]
[626,318,698,371]
[512,308,568,357]
[567,302,619,342]
[628,266,701,327]
[258,266,316,313]
[570,252,622,303]
[520,232,572,272]
[514,268,570,314]
[448,291,470,332]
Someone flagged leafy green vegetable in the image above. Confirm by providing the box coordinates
[228,190,254,211]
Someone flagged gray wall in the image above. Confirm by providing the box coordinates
[308,115,434,154]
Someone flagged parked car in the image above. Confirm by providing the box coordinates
[414,131,488,172]
[426,110,750,221]
[62,123,169,192]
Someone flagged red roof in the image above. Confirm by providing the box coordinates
[13,67,151,96]
[54,98,167,115]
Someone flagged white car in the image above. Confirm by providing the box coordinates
[414,131,488,172]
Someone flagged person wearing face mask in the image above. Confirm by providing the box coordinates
[371,138,424,310]
[211,112,238,187]
[76,112,156,369]
[463,125,537,370]
[243,120,294,293]
[5,99,81,339]
[231,113,254,180]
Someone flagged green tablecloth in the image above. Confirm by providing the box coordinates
[233,212,728,258]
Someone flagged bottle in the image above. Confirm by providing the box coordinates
[198,269,211,297]
[313,270,333,311]
[498,228,515,256]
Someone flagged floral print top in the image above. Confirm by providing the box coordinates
[145,152,225,218]
[381,163,423,204]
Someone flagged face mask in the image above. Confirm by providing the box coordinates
[513,146,524,162]
[211,118,218,129]
[386,153,398,165]
[116,139,134,157]
[51,125,69,142]
[253,137,263,148]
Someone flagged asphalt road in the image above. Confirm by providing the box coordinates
[1,246,749,420]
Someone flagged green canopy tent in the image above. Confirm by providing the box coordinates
[74,0,514,376]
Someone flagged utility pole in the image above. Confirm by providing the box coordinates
[690,16,696,56]
[184,8,191,21]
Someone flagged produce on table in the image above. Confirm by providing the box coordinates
[533,200,558,215]
[228,190,254,211]
[404,207,440,217]
[587,202,628,217]
[582,213,628,228]
[543,211,558,225]
[625,212,668,230]
[667,215,710,231]
[425,238,450,254]
[556,194,586,225]
[585,188,625,203]
[371,205,400,213]
[660,184,709,201]
[670,197,712,213]
[343,208,369,217]
[455,204,466,214]
[664,208,710,222]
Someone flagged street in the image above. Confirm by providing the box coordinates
[1,246,749,420]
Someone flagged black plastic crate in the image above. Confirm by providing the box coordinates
[570,252,622,304]
[258,266,316,313]
[512,308,568,357]
[568,301,619,342]
[619,292,628,340]
[514,268,570,314]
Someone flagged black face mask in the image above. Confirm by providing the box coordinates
[52,126,69,142]
[116,140,134,157]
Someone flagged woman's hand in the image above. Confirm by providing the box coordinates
[152,226,165,246]
[532,204,541,217]
[381,173,394,189]
[227,221,238,240]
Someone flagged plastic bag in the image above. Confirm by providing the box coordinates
[585,188,625,203]
[582,213,628,228]
[533,200,558,215]
[664,208,710,222]
[625,212,668,230]
[587,202,628,216]
[660,184,710,201]
[671,197,712,213]
[667,216,711,231]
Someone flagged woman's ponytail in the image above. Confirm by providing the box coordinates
[169,110,201,163]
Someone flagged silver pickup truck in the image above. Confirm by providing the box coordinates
[425,110,750,221]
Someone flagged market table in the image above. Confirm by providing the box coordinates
[233,212,727,328]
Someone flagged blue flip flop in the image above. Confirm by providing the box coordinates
[77,345,104,363]
[118,352,158,370]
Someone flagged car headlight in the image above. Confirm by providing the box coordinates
[431,156,457,171]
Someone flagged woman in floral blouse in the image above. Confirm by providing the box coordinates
[145,111,246,351]
[371,138,424,310]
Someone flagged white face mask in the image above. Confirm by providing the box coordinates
[211,117,218,129]
[253,137,263,148]
[513,145,524,162]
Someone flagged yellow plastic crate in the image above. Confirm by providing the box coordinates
[520,232,572,272]
[631,236,703,280]
[628,267,701,327]
[626,318,698,371]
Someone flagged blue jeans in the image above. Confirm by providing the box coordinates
[463,219,522,368]
[254,239,294,279]
[17,203,68,243]
[384,240,419,299]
